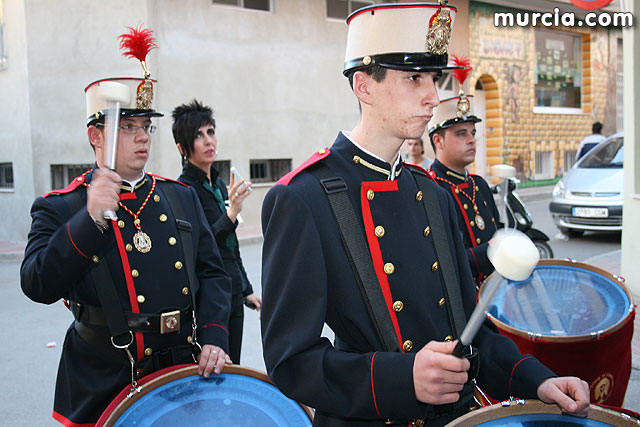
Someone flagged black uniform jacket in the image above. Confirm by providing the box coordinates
[20,169,231,426]
[261,133,554,426]
[178,161,253,297]
[429,159,502,283]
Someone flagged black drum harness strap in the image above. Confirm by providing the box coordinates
[62,178,201,395]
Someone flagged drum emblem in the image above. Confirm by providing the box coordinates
[591,372,614,404]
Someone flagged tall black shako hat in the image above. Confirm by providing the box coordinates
[344,1,460,75]
[85,24,164,127]
[429,54,481,135]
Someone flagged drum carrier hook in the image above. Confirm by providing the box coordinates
[110,331,142,397]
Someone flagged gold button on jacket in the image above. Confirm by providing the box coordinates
[444,335,453,342]
[403,340,413,352]
[383,263,395,275]
[168,237,177,246]
[144,347,153,356]
[131,269,139,278]
[374,226,385,238]
[182,287,189,295]
[415,191,423,201]
[366,189,375,201]
[175,261,183,270]
[431,261,439,272]
[137,294,145,303]
[393,301,404,312]
[438,298,446,308]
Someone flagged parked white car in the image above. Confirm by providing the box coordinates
[549,132,623,237]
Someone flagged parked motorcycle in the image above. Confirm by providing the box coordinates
[493,178,554,259]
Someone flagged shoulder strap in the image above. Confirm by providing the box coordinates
[60,191,132,347]
[159,182,198,316]
[309,164,401,353]
[410,168,466,338]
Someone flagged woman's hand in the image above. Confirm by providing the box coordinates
[227,174,252,223]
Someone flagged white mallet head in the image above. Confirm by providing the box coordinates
[488,229,540,281]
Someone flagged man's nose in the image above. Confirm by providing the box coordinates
[424,80,439,107]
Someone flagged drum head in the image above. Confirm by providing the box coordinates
[445,400,640,426]
[99,365,313,427]
[483,261,632,339]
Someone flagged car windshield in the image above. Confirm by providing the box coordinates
[579,136,624,168]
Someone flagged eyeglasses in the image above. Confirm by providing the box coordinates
[97,123,157,135]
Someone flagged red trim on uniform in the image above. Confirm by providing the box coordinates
[43,176,85,198]
[52,410,95,427]
[370,352,383,418]
[67,223,90,259]
[276,148,331,186]
[468,248,481,276]
[403,162,428,174]
[347,4,457,25]
[111,219,144,360]
[118,192,137,200]
[456,182,469,190]
[200,323,229,335]
[147,173,188,187]
[449,188,477,247]
[509,356,533,395]
[360,180,404,350]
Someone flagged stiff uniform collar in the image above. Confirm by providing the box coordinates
[180,161,220,185]
[120,173,147,192]
[430,158,468,184]
[341,131,403,181]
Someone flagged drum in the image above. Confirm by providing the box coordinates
[96,364,313,426]
[445,399,640,426]
[480,259,635,406]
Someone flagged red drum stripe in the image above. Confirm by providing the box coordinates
[360,181,403,350]
[52,410,95,427]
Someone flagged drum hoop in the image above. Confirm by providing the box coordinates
[482,259,635,343]
[444,399,640,426]
[99,364,314,426]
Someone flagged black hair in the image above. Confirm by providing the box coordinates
[592,121,603,134]
[346,64,388,89]
[171,100,215,158]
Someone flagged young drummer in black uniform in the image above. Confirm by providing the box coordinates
[427,55,500,284]
[20,26,231,426]
[261,3,589,426]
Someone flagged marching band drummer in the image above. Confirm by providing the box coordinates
[260,3,590,426]
[427,55,501,285]
[20,26,232,426]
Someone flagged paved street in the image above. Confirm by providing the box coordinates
[1,190,638,426]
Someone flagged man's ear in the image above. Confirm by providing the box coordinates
[352,71,374,106]
[88,125,102,150]
[432,132,445,153]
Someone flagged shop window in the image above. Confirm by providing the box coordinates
[214,160,231,186]
[212,0,271,12]
[327,0,375,19]
[534,29,582,113]
[0,162,13,189]
[250,158,291,183]
[564,150,577,172]
[50,164,92,190]
[534,151,553,180]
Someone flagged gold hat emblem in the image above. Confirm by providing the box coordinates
[426,5,452,55]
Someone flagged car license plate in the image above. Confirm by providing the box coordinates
[572,207,609,218]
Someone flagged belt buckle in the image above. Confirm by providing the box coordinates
[160,310,180,334]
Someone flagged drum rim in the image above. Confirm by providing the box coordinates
[481,259,635,342]
[98,364,314,426]
[444,399,640,426]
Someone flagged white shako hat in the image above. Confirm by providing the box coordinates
[85,24,163,126]
[344,1,460,75]
[429,54,481,135]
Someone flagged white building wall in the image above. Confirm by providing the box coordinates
[0,0,35,242]
[1,0,359,241]
[620,0,640,296]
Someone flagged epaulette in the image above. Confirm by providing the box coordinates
[42,175,86,198]
[148,172,188,187]
[404,163,437,184]
[276,148,330,186]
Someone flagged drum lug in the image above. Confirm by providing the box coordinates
[501,398,525,407]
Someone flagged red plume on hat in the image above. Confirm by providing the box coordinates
[118,24,157,78]
[450,54,472,118]
[451,54,472,87]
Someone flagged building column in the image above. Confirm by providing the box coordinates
[620,1,640,295]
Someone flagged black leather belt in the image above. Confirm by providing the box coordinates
[70,302,192,334]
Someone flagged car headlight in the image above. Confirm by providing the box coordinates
[552,181,565,199]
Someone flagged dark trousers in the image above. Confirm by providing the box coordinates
[228,293,244,364]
